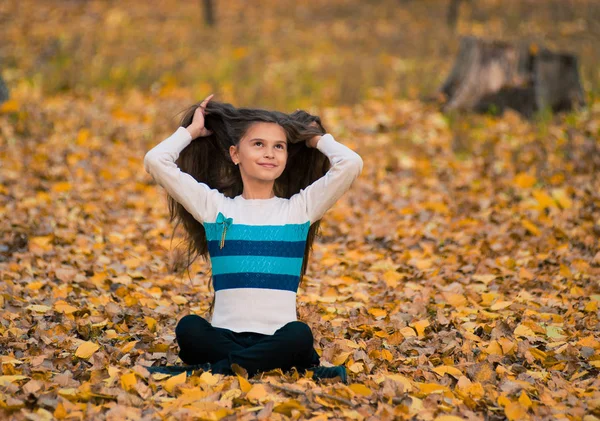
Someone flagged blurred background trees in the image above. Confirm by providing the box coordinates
[0,0,597,111]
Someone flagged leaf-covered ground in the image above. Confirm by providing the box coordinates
[2,0,600,419]
[1,90,599,420]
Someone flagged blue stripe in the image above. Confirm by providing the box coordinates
[213,273,300,292]
[207,240,306,257]
[204,222,310,242]
[211,255,303,276]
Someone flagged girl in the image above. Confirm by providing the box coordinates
[143,94,363,383]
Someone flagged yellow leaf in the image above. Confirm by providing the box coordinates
[145,317,157,332]
[181,388,210,400]
[26,305,52,313]
[120,341,138,354]
[432,365,462,378]
[411,319,430,338]
[498,394,511,407]
[546,326,565,339]
[481,293,498,306]
[172,295,188,305]
[76,128,90,145]
[349,383,372,397]
[30,236,53,251]
[163,371,186,394]
[442,292,467,308]
[521,219,541,236]
[75,341,100,359]
[237,374,252,393]
[385,374,413,392]
[560,264,572,278]
[0,99,19,113]
[54,402,68,419]
[498,338,516,354]
[514,324,535,338]
[274,399,307,416]
[460,381,485,399]
[518,391,532,408]
[54,301,78,314]
[434,416,465,421]
[485,340,504,356]
[413,258,433,270]
[504,401,527,421]
[529,347,547,361]
[348,362,363,373]
[333,351,353,366]
[52,182,72,193]
[199,371,220,386]
[423,201,449,214]
[246,383,269,402]
[341,339,361,349]
[232,46,248,60]
[26,281,45,291]
[472,274,496,284]
[383,270,405,288]
[368,308,387,319]
[120,372,137,391]
[532,190,556,209]
[414,382,450,397]
[577,335,600,349]
[400,326,416,337]
[584,300,598,312]
[150,373,170,381]
[490,300,513,310]
[381,349,393,362]
[0,375,29,386]
[514,172,536,188]
[551,188,572,209]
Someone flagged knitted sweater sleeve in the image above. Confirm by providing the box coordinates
[291,134,363,224]
[143,126,224,223]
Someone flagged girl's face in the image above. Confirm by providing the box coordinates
[230,122,288,182]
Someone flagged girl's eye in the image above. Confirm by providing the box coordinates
[254,142,285,150]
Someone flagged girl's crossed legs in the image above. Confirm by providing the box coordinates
[175,314,321,377]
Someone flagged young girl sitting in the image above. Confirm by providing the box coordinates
[143,94,363,383]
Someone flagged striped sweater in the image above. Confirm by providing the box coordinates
[144,126,363,335]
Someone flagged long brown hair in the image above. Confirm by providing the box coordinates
[166,100,330,316]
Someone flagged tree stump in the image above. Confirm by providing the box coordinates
[440,36,586,117]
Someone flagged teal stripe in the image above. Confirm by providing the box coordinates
[211,255,304,276]
[204,222,310,242]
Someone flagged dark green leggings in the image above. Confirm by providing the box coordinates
[175,314,321,377]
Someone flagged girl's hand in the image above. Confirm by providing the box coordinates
[305,121,323,148]
[186,94,214,138]
[306,135,321,148]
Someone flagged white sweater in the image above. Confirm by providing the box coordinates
[144,126,363,335]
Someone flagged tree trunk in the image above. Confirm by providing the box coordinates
[0,76,8,104]
[440,36,586,117]
[202,0,215,26]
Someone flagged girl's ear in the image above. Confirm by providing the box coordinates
[229,145,238,164]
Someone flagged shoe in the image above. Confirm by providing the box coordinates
[145,363,211,377]
[310,365,348,384]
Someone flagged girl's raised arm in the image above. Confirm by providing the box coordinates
[291,134,363,224]
[144,126,224,223]
[144,94,223,223]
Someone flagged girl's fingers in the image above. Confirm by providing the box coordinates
[201,94,214,105]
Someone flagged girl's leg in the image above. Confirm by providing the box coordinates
[210,321,316,377]
[175,314,244,365]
